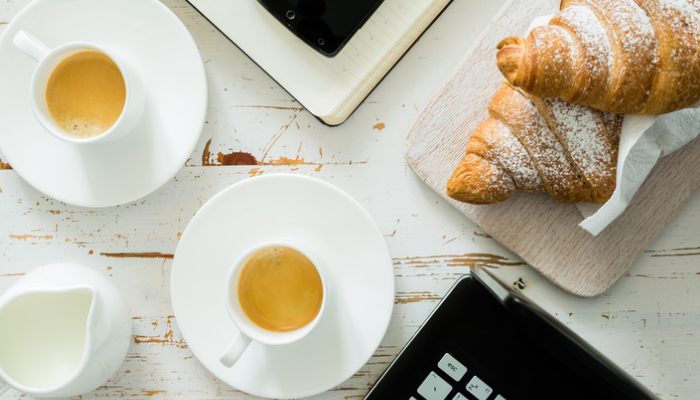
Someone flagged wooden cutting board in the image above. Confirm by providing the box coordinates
[405,0,700,297]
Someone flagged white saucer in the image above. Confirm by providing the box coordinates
[0,0,207,207]
[171,174,395,399]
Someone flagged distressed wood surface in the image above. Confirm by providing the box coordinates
[1,0,700,399]
[404,0,700,298]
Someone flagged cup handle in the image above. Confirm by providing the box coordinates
[12,30,50,62]
[219,330,252,368]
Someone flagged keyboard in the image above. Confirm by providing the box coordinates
[414,353,505,400]
[364,271,657,400]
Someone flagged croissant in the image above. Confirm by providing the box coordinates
[446,82,622,205]
[496,0,700,115]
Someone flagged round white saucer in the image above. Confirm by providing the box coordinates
[0,0,207,207]
[171,174,395,399]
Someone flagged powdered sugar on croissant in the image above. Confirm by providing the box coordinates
[497,0,700,115]
[447,82,621,205]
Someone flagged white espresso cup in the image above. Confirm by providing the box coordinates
[220,242,328,368]
[12,30,145,145]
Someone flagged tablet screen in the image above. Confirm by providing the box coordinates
[257,0,384,57]
[364,273,657,400]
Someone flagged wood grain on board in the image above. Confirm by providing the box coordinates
[404,0,700,297]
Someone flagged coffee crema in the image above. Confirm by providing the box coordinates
[237,246,323,332]
[46,51,126,138]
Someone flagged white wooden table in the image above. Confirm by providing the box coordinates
[1,0,699,399]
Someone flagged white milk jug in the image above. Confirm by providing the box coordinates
[0,263,131,398]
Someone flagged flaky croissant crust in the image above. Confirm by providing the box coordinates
[497,0,700,115]
[447,82,621,205]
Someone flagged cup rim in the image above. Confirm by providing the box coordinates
[0,285,98,395]
[224,241,328,346]
[29,41,132,145]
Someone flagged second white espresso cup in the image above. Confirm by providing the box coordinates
[219,241,328,368]
[12,30,145,145]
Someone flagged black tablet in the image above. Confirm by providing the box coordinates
[365,269,657,400]
[256,0,384,57]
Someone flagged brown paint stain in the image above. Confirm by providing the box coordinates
[113,234,129,247]
[339,394,366,399]
[133,316,188,349]
[651,251,700,258]
[204,144,343,171]
[265,156,366,168]
[236,104,304,112]
[473,231,492,239]
[202,139,215,166]
[443,237,457,245]
[373,122,386,131]
[670,246,700,251]
[202,138,258,166]
[602,314,610,319]
[1,272,26,277]
[267,155,311,166]
[260,109,303,163]
[9,234,53,241]
[203,138,365,169]
[394,253,524,269]
[0,159,11,169]
[100,252,174,259]
[218,151,258,165]
[449,253,524,267]
[248,168,264,177]
[143,390,166,396]
[396,291,442,304]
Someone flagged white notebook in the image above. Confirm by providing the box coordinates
[188,0,451,125]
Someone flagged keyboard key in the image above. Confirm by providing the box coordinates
[417,371,452,400]
[495,396,507,400]
[438,354,467,381]
[465,376,493,400]
[452,393,468,400]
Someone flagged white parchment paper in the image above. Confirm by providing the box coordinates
[529,15,700,236]
[578,104,700,235]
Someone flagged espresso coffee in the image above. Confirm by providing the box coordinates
[236,246,323,332]
[46,51,126,138]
